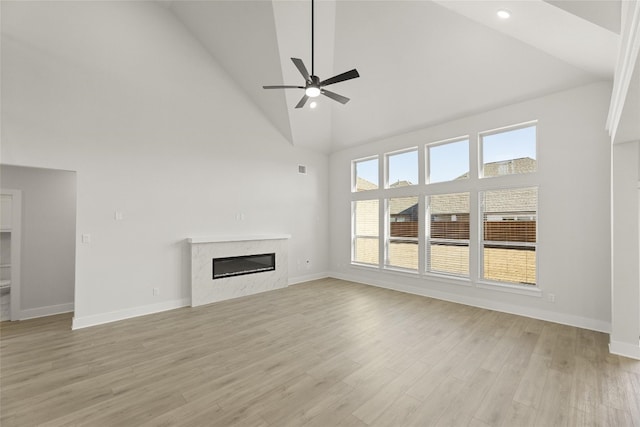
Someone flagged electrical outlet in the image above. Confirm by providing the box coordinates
[547,293,555,303]
[81,234,91,243]
[153,288,159,296]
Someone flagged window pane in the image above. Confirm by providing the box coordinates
[355,237,379,265]
[481,125,536,178]
[353,200,379,265]
[482,187,537,285]
[354,158,379,191]
[428,192,470,276]
[388,196,418,269]
[354,200,379,236]
[483,246,536,285]
[388,150,418,187]
[429,243,469,276]
[428,139,469,183]
[389,241,418,269]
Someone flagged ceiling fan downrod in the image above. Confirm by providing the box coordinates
[262,0,360,109]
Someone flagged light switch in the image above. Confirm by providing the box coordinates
[82,234,91,243]
[114,211,123,220]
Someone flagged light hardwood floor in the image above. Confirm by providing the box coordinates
[1,278,639,426]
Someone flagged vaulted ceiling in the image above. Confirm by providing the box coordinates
[167,0,620,153]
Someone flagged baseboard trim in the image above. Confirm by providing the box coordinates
[20,302,74,320]
[329,271,611,333]
[609,340,640,360]
[289,272,330,286]
[72,298,190,330]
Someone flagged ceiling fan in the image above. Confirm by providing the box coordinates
[263,0,360,109]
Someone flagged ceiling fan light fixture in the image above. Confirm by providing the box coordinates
[497,9,511,19]
[262,0,359,108]
[305,86,321,97]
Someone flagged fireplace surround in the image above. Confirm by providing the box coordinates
[188,235,289,307]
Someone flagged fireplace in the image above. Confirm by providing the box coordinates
[212,253,276,279]
[188,234,289,307]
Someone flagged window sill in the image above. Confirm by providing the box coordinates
[424,272,472,287]
[350,262,378,269]
[383,266,419,276]
[476,280,542,297]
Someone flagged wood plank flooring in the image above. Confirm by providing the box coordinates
[1,278,639,426]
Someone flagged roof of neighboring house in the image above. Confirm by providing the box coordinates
[390,197,419,216]
[456,157,536,179]
[390,180,414,188]
[356,157,537,215]
[356,177,378,191]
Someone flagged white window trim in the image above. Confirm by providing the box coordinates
[384,197,419,271]
[351,200,380,268]
[352,155,379,193]
[479,120,538,179]
[479,186,539,289]
[426,135,470,185]
[347,120,541,297]
[426,192,471,279]
[385,147,419,189]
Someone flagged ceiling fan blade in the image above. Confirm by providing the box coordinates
[263,85,304,89]
[291,58,311,82]
[320,69,360,87]
[295,94,310,109]
[321,89,350,104]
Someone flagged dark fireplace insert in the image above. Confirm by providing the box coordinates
[212,253,276,279]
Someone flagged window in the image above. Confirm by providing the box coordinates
[352,200,379,265]
[427,138,469,184]
[353,157,379,192]
[427,193,469,276]
[387,149,418,188]
[481,187,537,285]
[386,196,419,270]
[348,120,539,292]
[480,124,536,178]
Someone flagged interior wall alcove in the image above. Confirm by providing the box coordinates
[0,164,77,320]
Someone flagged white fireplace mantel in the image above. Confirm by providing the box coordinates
[187,234,290,244]
[188,234,290,307]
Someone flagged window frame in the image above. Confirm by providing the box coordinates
[479,121,537,179]
[385,196,420,272]
[385,147,419,189]
[352,155,379,193]
[479,186,538,288]
[347,120,541,296]
[351,199,380,267]
[426,192,471,278]
[426,136,470,185]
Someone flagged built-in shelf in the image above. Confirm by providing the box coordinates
[0,264,11,268]
[0,280,11,289]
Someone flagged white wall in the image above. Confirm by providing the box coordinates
[610,141,640,358]
[0,165,76,318]
[329,82,613,331]
[1,1,329,327]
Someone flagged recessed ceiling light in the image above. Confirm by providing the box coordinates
[497,9,511,19]
[309,101,317,109]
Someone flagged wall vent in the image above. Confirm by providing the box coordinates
[298,165,307,174]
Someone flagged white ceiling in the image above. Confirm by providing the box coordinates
[168,0,620,153]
